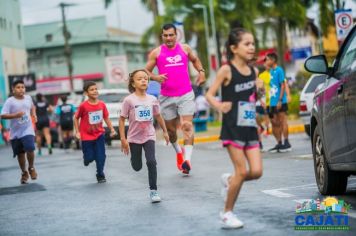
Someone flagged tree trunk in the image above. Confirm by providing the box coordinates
[276,17,286,69]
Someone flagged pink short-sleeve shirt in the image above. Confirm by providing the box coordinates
[120,93,160,144]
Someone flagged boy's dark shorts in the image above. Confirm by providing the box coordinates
[81,134,106,162]
[36,120,50,130]
[11,135,35,157]
[256,106,266,115]
[60,121,74,131]
[267,104,288,119]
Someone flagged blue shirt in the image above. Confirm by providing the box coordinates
[269,66,287,106]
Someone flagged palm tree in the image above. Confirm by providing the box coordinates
[257,0,306,68]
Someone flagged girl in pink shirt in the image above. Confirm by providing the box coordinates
[119,69,169,203]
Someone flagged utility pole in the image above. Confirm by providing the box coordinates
[59,2,75,94]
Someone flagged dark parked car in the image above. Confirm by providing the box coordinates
[304,25,356,195]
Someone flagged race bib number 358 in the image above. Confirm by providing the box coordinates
[135,105,153,121]
[237,101,257,127]
[89,110,103,124]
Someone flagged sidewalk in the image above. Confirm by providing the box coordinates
[175,119,305,144]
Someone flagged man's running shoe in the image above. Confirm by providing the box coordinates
[21,171,29,184]
[48,147,53,155]
[150,190,161,203]
[221,173,231,202]
[28,167,37,180]
[220,211,244,229]
[176,152,184,171]
[181,160,191,174]
[279,140,292,153]
[268,143,282,153]
[96,174,106,183]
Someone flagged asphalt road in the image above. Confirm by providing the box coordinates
[0,133,355,236]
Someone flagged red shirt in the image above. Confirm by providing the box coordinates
[75,100,109,141]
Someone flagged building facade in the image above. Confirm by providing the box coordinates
[24,16,150,100]
[0,0,28,104]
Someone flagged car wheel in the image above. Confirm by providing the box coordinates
[304,124,310,137]
[312,125,348,195]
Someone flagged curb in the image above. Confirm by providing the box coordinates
[178,124,306,145]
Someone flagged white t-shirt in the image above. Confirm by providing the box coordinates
[1,95,35,139]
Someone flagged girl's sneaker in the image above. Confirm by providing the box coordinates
[221,173,231,202]
[150,190,161,203]
[220,211,244,229]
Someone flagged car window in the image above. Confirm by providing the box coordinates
[305,75,326,93]
[98,93,128,103]
[337,29,356,73]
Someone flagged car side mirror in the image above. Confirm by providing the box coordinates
[304,55,329,74]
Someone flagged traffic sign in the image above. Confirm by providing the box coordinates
[335,9,353,42]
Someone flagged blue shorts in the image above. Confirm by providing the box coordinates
[11,135,35,157]
[81,134,106,163]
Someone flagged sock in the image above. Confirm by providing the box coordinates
[172,142,182,153]
[284,139,289,144]
[184,145,193,161]
[47,144,52,149]
[278,141,282,145]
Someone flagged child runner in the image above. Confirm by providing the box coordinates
[34,93,53,155]
[55,95,75,150]
[74,81,116,183]
[0,80,38,184]
[206,28,263,229]
[119,69,169,203]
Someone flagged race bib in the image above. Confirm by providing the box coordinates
[135,105,153,122]
[89,110,103,124]
[18,114,29,125]
[237,101,257,127]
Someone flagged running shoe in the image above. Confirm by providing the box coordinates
[221,173,231,202]
[37,149,42,156]
[21,171,29,184]
[150,190,161,203]
[48,147,53,155]
[181,160,191,174]
[176,152,184,171]
[220,211,244,229]
[28,167,37,180]
[259,142,265,152]
[96,174,106,183]
[268,143,282,153]
[279,140,292,153]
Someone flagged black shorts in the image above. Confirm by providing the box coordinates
[268,104,288,118]
[60,121,74,131]
[36,119,50,130]
[11,135,35,157]
[256,106,266,115]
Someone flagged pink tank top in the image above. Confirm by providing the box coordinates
[156,43,192,97]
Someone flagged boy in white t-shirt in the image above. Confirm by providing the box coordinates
[0,80,38,184]
[119,69,169,203]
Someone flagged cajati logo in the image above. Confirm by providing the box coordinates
[294,197,351,231]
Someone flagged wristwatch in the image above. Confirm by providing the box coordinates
[198,69,205,73]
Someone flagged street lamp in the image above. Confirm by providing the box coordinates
[209,0,219,69]
[192,4,211,78]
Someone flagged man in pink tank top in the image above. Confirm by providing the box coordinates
[146,23,206,175]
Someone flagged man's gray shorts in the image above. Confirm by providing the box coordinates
[159,91,195,120]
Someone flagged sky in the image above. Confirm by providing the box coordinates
[20,0,157,35]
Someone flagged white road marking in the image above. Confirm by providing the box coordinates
[295,154,313,159]
[262,189,295,198]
